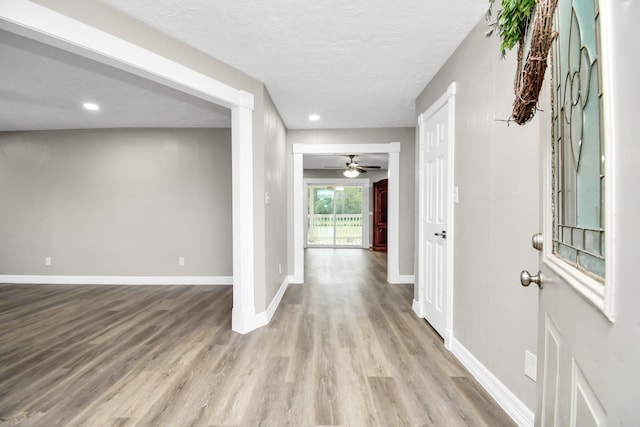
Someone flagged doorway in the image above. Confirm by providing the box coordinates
[1,3,257,334]
[305,179,369,248]
[291,143,402,284]
[415,83,456,344]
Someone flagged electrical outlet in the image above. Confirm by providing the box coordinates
[178,257,185,267]
[45,256,52,266]
[525,350,537,381]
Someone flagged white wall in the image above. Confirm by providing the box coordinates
[0,128,232,276]
[416,19,540,410]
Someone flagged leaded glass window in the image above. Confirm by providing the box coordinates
[552,0,604,280]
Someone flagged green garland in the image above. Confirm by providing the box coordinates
[486,0,537,57]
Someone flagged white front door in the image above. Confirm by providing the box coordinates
[417,90,453,340]
[532,1,639,424]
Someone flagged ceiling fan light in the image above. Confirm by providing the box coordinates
[343,169,359,178]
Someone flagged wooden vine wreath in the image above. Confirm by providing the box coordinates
[512,0,558,124]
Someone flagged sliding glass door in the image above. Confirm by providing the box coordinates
[306,183,366,247]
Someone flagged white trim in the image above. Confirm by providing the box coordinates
[386,146,402,283]
[304,178,370,249]
[0,0,258,334]
[394,275,415,284]
[412,298,424,318]
[293,142,401,285]
[231,105,256,334]
[0,275,233,285]
[449,337,535,427]
[0,0,251,110]
[255,275,290,327]
[295,143,395,155]
[415,82,456,345]
[291,153,305,284]
[598,0,616,320]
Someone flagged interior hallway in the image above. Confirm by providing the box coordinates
[0,249,513,426]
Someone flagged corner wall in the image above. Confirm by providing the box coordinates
[416,19,540,412]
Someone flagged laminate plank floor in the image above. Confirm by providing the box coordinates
[0,249,515,426]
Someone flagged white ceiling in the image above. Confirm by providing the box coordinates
[0,30,230,131]
[0,1,487,132]
[102,0,486,129]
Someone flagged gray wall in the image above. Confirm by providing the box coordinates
[261,89,289,311]
[288,128,415,276]
[0,128,232,276]
[31,0,284,313]
[416,20,540,409]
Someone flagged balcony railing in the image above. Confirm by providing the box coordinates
[307,214,363,246]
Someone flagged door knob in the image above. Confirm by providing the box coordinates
[520,270,543,289]
[434,230,446,239]
[531,233,543,251]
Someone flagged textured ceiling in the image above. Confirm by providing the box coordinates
[102,0,487,129]
[1,1,487,132]
[0,30,230,132]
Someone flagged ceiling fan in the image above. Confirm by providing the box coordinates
[325,155,382,178]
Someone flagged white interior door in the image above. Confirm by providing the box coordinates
[421,103,449,339]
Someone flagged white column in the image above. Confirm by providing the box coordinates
[387,142,401,283]
[231,100,256,333]
[291,150,304,284]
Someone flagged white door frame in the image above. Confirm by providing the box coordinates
[0,0,258,334]
[414,82,456,346]
[292,143,401,284]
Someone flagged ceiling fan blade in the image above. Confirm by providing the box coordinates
[359,165,382,169]
[356,167,368,173]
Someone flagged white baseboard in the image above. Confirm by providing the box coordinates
[0,275,233,286]
[289,273,304,284]
[389,274,415,284]
[449,337,535,427]
[412,298,424,318]
[255,275,290,328]
[232,306,257,335]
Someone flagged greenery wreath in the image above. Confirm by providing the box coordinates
[486,0,559,125]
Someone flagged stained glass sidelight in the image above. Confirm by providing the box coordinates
[552,0,605,280]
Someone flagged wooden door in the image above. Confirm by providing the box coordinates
[372,179,387,251]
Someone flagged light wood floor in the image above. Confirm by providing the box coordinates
[0,249,514,426]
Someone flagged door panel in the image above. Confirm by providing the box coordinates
[571,361,606,427]
[422,104,448,337]
[534,1,614,424]
[540,314,560,427]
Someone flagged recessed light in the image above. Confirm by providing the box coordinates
[83,102,100,111]
[308,114,320,121]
